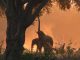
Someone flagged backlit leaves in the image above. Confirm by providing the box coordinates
[74,0,80,11]
[0,0,80,15]
[56,0,71,10]
[39,0,53,15]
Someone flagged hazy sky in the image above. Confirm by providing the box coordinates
[0,5,80,50]
[24,6,80,50]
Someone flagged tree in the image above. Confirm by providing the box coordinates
[0,0,80,60]
[0,0,53,60]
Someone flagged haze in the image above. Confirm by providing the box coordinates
[0,5,80,50]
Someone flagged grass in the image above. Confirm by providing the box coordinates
[0,43,80,60]
[20,46,80,60]
[20,51,79,60]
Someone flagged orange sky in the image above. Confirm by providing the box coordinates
[0,4,80,50]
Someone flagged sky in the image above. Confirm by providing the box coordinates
[0,4,80,50]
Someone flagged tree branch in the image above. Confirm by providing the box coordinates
[25,0,42,14]
[33,0,48,18]
[24,0,48,27]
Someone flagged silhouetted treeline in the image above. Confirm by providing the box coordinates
[0,42,80,60]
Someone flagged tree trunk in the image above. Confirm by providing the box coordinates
[4,11,18,60]
[4,0,48,60]
[4,4,34,60]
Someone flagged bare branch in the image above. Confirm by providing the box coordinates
[33,0,48,18]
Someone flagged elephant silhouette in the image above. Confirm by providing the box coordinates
[31,35,53,52]
[31,16,53,53]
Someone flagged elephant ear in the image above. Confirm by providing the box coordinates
[0,0,5,9]
[0,0,6,16]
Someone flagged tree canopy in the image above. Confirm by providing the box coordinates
[0,0,80,13]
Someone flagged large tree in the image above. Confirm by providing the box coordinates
[0,0,80,60]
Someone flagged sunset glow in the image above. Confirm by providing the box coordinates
[0,4,80,50]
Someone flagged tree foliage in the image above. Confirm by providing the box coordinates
[56,0,71,10]
[74,0,80,10]
[0,0,80,16]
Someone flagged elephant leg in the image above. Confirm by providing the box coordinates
[31,45,33,52]
[38,46,42,53]
[36,46,38,52]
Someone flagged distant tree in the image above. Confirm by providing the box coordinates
[0,0,80,60]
